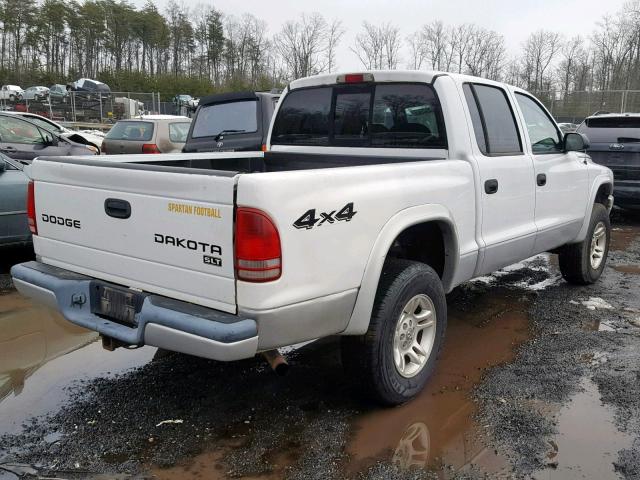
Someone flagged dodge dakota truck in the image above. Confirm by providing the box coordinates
[11,71,614,405]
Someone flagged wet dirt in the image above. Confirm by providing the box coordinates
[0,216,639,479]
[612,264,640,275]
[344,289,530,478]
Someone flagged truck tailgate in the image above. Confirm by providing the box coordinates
[30,158,238,313]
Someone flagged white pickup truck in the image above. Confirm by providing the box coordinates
[12,71,614,404]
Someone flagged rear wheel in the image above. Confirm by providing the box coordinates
[342,259,447,405]
[559,203,610,284]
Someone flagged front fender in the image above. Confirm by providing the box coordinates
[341,204,459,335]
[572,174,613,244]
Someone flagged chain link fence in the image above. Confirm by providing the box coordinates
[0,91,163,128]
[539,90,640,124]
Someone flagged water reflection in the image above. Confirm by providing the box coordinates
[0,292,97,403]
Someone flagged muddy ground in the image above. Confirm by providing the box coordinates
[0,210,639,479]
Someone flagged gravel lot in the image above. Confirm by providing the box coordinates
[0,210,638,479]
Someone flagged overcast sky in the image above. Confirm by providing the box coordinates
[137,0,627,70]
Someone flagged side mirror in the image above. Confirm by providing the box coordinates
[564,132,590,152]
[42,131,59,146]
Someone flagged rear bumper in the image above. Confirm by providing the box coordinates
[10,261,258,361]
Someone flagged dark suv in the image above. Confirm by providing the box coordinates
[578,113,640,209]
[183,91,279,153]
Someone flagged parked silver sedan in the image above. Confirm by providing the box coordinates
[0,154,30,246]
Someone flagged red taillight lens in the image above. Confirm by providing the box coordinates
[235,207,281,282]
[337,73,375,84]
[142,143,161,154]
[27,180,37,234]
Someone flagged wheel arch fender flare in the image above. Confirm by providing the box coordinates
[341,204,460,335]
[573,175,613,244]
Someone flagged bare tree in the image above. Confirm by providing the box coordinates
[465,27,505,80]
[325,19,345,72]
[276,13,338,79]
[352,22,401,69]
[420,20,448,70]
[521,30,562,93]
[557,36,587,95]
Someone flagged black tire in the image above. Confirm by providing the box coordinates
[341,259,447,405]
[559,203,611,285]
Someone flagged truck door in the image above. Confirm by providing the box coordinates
[462,83,537,274]
[513,92,589,253]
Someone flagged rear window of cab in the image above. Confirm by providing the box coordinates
[271,83,447,149]
[106,121,154,141]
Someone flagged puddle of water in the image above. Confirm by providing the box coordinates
[609,225,640,251]
[0,291,156,435]
[613,264,640,275]
[344,289,531,478]
[533,378,632,480]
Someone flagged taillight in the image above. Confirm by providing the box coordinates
[27,180,37,234]
[235,207,281,282]
[142,143,161,154]
[261,144,267,152]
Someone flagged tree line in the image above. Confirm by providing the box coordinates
[0,0,639,99]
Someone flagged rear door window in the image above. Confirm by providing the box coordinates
[191,100,258,138]
[106,121,154,141]
[271,83,446,149]
[464,83,522,155]
[169,122,191,143]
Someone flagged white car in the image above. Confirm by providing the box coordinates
[23,86,50,101]
[0,85,24,101]
[11,70,613,405]
[2,111,104,153]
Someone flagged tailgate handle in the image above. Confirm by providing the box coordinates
[104,198,131,219]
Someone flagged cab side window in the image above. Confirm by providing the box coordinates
[463,83,522,156]
[515,93,563,154]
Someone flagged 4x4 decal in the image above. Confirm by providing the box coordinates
[293,203,357,230]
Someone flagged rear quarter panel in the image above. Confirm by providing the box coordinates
[236,160,476,311]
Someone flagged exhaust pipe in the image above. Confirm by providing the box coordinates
[261,350,289,376]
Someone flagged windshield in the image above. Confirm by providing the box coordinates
[191,100,258,138]
[23,116,62,133]
[106,121,154,141]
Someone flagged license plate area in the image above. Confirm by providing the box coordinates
[90,282,147,326]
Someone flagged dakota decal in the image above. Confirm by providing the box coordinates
[154,233,222,256]
[168,202,222,219]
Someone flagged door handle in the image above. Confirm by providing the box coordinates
[537,173,547,186]
[104,198,131,219]
[484,179,499,194]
